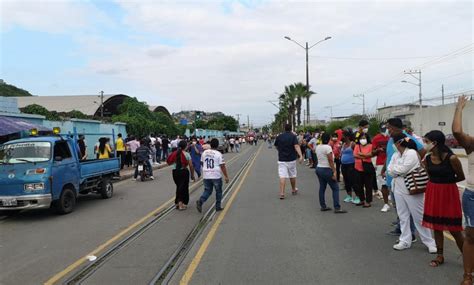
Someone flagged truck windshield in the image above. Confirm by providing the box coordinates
[0,142,51,164]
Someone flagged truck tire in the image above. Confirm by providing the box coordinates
[99,178,113,199]
[55,187,76,214]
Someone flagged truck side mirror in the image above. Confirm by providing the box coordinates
[54,156,63,162]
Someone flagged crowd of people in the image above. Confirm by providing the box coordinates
[274,96,473,284]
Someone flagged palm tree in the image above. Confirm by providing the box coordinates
[283,85,297,130]
[301,84,315,124]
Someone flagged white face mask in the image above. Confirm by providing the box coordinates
[360,139,368,146]
[362,128,369,134]
[384,129,390,136]
[192,141,197,145]
[424,142,434,152]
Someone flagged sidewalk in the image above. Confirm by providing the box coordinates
[116,162,168,180]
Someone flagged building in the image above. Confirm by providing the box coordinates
[376,103,429,122]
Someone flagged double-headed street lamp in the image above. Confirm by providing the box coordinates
[284,35,332,124]
[401,69,423,134]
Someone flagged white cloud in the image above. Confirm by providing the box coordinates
[2,0,472,125]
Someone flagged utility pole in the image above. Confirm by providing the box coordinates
[353,94,365,115]
[305,42,310,124]
[247,115,250,132]
[403,69,422,134]
[441,84,445,105]
[100,90,104,119]
[324,106,333,121]
[236,114,241,133]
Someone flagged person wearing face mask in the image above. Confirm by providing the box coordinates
[329,133,342,182]
[354,119,370,145]
[188,136,203,179]
[388,133,437,253]
[422,130,465,268]
[383,118,423,238]
[341,130,357,203]
[353,134,375,207]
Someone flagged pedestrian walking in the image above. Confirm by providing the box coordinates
[196,138,229,213]
[126,136,140,167]
[453,95,474,285]
[387,133,436,253]
[168,141,195,210]
[170,136,179,152]
[125,134,132,167]
[188,137,203,178]
[155,135,162,164]
[315,133,347,213]
[235,136,241,153]
[341,131,357,203]
[116,133,126,169]
[274,124,303,199]
[353,134,375,208]
[229,137,235,152]
[372,123,390,212]
[422,130,465,267]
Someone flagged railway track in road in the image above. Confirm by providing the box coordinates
[60,146,258,285]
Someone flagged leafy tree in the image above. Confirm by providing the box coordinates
[0,83,32,97]
[21,104,60,120]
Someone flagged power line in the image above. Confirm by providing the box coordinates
[310,55,437,61]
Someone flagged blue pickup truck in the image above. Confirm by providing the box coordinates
[0,132,120,214]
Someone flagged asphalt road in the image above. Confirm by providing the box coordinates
[170,144,463,285]
[0,145,255,285]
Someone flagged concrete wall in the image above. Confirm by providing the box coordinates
[411,100,474,136]
[0,97,20,114]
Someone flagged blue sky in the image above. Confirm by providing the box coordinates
[1,0,472,125]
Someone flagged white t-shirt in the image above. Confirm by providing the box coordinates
[229,138,235,145]
[316,144,333,168]
[201,149,225,179]
[170,139,179,148]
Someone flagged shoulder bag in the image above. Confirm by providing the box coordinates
[403,153,429,195]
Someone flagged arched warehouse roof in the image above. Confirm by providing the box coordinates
[149,105,172,118]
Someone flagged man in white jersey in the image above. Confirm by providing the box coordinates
[452,95,474,285]
[196,138,230,212]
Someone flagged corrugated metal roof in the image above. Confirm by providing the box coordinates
[15,95,115,116]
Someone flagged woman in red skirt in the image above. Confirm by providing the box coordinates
[422,130,465,267]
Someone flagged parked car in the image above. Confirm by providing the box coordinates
[445,134,460,148]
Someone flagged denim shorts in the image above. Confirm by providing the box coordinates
[463,188,474,228]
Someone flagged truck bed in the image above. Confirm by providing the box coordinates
[80,158,120,182]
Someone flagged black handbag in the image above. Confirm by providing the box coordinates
[404,167,429,195]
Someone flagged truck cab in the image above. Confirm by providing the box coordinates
[0,134,119,214]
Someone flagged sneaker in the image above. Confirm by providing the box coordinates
[132,178,137,181]
[352,197,361,204]
[216,206,224,212]
[386,230,401,236]
[393,242,410,251]
[150,176,155,180]
[428,246,437,254]
[381,204,390,212]
[343,195,352,203]
[397,236,417,243]
[196,200,202,213]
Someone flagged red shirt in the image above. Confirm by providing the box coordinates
[371,133,389,165]
[329,140,341,158]
[335,129,343,141]
[354,144,373,172]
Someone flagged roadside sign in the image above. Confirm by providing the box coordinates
[438,122,446,126]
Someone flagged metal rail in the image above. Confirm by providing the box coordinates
[149,150,257,284]
[63,147,256,285]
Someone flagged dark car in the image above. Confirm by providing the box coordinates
[445,134,459,148]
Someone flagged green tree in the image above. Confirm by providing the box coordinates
[21,104,60,120]
[0,83,32,97]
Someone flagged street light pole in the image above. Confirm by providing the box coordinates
[402,69,422,134]
[100,90,104,119]
[353,94,365,115]
[284,36,332,125]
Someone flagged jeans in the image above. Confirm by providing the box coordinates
[200,178,223,208]
[316,167,341,210]
[334,158,341,182]
[117,151,126,169]
[463,188,474,228]
[192,160,202,178]
[162,148,169,160]
[134,160,153,178]
[235,144,240,153]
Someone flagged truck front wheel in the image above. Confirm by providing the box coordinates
[99,178,113,199]
[54,187,76,214]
